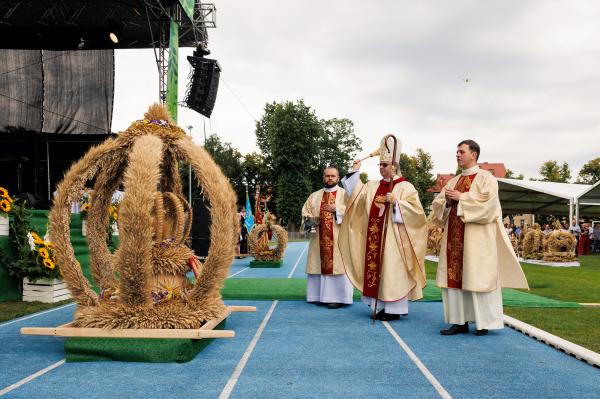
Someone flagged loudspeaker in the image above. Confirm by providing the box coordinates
[185,56,221,118]
[191,198,211,257]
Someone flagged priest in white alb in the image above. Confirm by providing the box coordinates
[302,167,353,308]
[339,135,427,321]
[431,139,529,336]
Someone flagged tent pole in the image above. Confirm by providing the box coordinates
[575,199,579,223]
[569,199,574,225]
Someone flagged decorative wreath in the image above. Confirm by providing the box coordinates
[543,230,577,262]
[248,223,288,261]
[49,104,238,329]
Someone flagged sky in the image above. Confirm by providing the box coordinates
[113,0,600,181]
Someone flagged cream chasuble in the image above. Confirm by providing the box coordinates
[302,186,347,275]
[339,172,427,302]
[431,166,529,329]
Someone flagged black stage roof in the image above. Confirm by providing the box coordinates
[0,0,212,50]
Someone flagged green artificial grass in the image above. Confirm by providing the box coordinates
[0,300,71,323]
[65,320,226,363]
[249,260,283,268]
[221,278,578,307]
[504,307,600,354]
[426,255,600,304]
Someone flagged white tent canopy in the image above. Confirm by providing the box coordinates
[496,178,600,220]
[577,180,600,219]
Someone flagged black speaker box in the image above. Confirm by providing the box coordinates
[185,56,221,118]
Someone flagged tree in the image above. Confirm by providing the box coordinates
[505,169,524,180]
[538,160,571,183]
[256,100,322,227]
[576,157,600,184]
[399,149,436,210]
[317,118,362,178]
[359,172,369,183]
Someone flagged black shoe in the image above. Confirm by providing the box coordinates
[474,329,488,336]
[372,310,400,321]
[440,323,469,335]
[327,303,341,309]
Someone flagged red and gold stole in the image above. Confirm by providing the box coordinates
[446,173,477,289]
[363,177,406,298]
[319,190,337,274]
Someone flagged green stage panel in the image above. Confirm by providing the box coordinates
[249,260,283,268]
[65,320,226,363]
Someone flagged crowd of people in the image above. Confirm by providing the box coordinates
[504,219,600,256]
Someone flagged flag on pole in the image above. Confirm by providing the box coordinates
[244,190,254,233]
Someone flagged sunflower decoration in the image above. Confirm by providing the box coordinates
[80,189,92,220]
[0,186,13,215]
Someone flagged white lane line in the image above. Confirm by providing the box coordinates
[0,303,75,328]
[287,243,309,278]
[382,321,452,399]
[0,359,65,396]
[229,267,249,278]
[219,300,278,399]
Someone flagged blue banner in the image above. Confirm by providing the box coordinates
[244,191,254,233]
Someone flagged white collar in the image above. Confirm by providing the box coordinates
[324,186,338,193]
[461,165,479,176]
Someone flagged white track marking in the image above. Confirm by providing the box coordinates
[0,303,75,328]
[218,300,278,399]
[382,321,452,399]
[0,359,65,396]
[287,243,309,278]
[229,267,249,278]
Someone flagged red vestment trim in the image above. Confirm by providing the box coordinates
[319,190,337,274]
[362,177,406,298]
[446,173,477,289]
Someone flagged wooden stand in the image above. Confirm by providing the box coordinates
[22,278,72,303]
[21,305,256,339]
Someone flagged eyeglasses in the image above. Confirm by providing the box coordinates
[378,163,390,167]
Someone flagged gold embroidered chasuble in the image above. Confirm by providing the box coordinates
[302,187,347,275]
[431,168,529,292]
[338,177,427,301]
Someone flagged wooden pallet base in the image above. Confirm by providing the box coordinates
[21,305,256,339]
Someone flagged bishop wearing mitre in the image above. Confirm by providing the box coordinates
[301,167,353,308]
[339,135,427,321]
[431,139,529,336]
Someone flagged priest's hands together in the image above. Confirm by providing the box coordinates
[445,189,461,204]
[385,192,397,203]
[322,204,336,213]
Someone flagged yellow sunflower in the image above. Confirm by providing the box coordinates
[45,242,54,250]
[38,247,50,258]
[81,203,90,212]
[31,232,42,241]
[0,187,8,197]
[0,199,11,213]
[43,258,55,269]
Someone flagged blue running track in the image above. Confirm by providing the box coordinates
[1,242,598,398]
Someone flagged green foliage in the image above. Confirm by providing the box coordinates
[538,160,571,182]
[505,169,524,180]
[317,118,361,178]
[399,149,436,210]
[0,199,60,281]
[359,172,369,184]
[256,100,361,227]
[576,157,600,184]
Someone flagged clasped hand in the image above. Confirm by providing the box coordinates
[321,204,336,213]
[445,189,461,203]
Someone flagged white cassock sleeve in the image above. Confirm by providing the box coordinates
[392,201,404,224]
[335,209,343,224]
[341,172,360,197]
